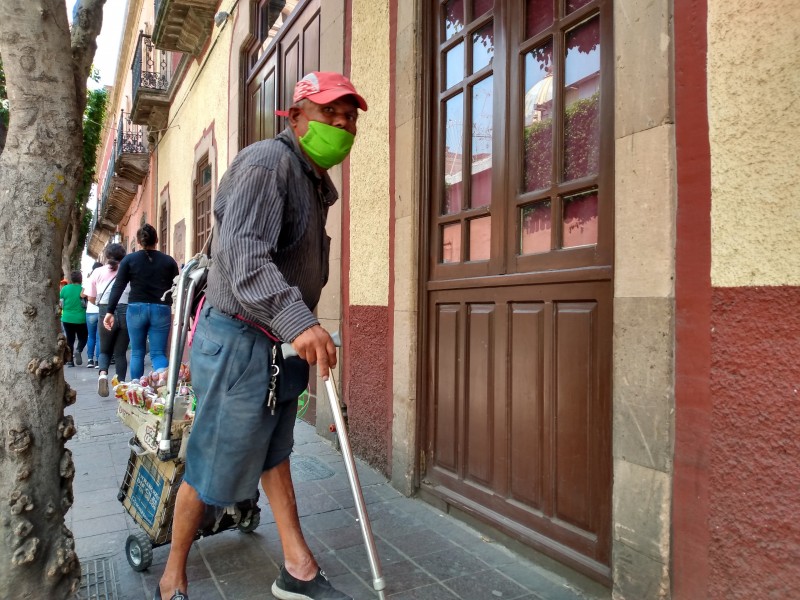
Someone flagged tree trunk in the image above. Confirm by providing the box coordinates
[0,1,104,597]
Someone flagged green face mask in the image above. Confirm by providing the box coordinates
[298,120,355,169]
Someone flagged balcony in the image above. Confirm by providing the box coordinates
[114,110,149,185]
[88,155,119,257]
[153,0,218,56]
[131,32,172,131]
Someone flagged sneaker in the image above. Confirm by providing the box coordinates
[74,350,82,366]
[66,361,75,368]
[87,359,94,368]
[272,566,352,600]
[97,374,109,397]
[94,363,100,369]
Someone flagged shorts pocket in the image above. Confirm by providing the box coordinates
[196,336,222,356]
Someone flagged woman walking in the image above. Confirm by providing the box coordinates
[82,260,103,368]
[86,244,130,396]
[60,271,88,367]
[104,224,179,381]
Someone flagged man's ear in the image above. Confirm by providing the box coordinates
[288,105,303,128]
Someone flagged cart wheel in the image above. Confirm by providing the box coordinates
[238,511,261,533]
[125,531,153,571]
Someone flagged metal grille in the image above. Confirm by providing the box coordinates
[74,556,118,600]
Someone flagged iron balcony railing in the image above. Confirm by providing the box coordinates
[132,31,170,101]
[97,146,116,222]
[115,110,146,158]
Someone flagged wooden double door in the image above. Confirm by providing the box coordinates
[422,0,613,580]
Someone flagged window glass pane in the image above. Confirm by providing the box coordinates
[472,0,492,18]
[562,190,598,247]
[445,42,465,90]
[469,216,491,261]
[523,41,553,193]
[526,0,554,38]
[445,0,464,40]
[471,76,493,208]
[442,222,462,263]
[520,201,551,254]
[566,0,593,14]
[563,15,600,181]
[443,94,464,215]
[472,23,494,73]
[201,165,212,186]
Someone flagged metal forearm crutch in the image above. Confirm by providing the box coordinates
[283,334,387,599]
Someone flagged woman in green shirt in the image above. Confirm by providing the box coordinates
[60,270,88,367]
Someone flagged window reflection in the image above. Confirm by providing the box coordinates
[566,0,593,14]
[442,222,462,263]
[526,0,554,38]
[445,0,464,40]
[469,216,491,261]
[523,42,553,192]
[473,0,492,18]
[520,201,551,254]
[443,94,464,215]
[562,190,598,248]
[563,16,600,181]
[471,76,493,208]
[446,42,465,90]
[472,23,494,73]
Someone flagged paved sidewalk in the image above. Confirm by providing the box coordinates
[65,362,609,600]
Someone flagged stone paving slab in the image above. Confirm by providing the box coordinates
[65,360,609,600]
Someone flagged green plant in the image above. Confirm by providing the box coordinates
[70,86,107,268]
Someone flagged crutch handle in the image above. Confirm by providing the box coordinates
[280,330,341,358]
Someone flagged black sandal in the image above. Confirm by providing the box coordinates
[153,589,188,600]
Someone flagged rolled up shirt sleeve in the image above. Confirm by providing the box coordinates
[214,164,318,341]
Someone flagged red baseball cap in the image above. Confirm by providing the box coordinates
[293,72,368,111]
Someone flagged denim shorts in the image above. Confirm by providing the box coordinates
[184,303,299,507]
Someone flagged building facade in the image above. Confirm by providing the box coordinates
[88,1,800,597]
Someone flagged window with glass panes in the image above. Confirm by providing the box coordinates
[193,156,213,253]
[159,201,168,254]
[431,0,611,279]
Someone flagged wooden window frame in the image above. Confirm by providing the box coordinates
[428,0,614,285]
[193,155,213,254]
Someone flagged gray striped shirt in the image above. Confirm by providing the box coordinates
[205,128,337,342]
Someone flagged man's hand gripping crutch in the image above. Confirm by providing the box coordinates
[283,328,387,600]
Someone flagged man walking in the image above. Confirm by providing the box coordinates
[154,72,367,600]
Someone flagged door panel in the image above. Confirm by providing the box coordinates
[509,302,545,509]
[465,303,494,487]
[433,304,460,472]
[555,301,596,532]
[425,281,612,574]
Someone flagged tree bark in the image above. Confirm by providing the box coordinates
[0,1,104,597]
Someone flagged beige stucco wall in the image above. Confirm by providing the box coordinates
[708,0,800,287]
[348,0,391,307]
[157,17,233,260]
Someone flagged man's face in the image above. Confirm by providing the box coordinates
[290,97,359,138]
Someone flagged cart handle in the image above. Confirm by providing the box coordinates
[281,331,341,359]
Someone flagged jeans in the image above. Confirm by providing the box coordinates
[126,302,171,380]
[85,313,100,361]
[98,305,129,380]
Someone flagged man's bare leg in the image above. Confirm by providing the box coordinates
[158,481,205,597]
[261,458,319,580]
